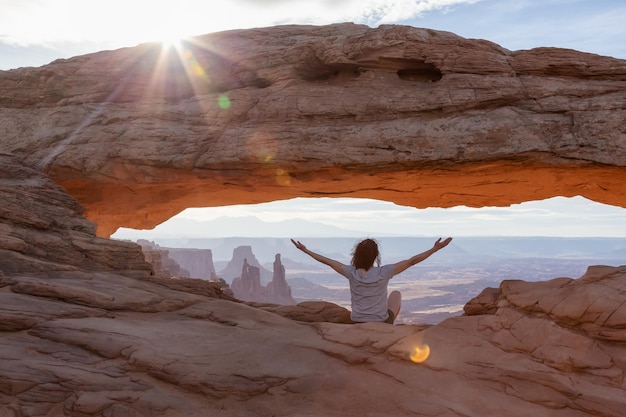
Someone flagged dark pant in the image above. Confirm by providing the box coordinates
[351,309,395,324]
[384,309,395,324]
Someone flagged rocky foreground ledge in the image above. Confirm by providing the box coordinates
[2,156,626,417]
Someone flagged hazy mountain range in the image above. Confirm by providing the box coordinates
[113,216,378,240]
[123,235,626,265]
[124,234,625,325]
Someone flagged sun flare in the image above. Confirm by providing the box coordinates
[410,344,431,363]
[159,33,184,50]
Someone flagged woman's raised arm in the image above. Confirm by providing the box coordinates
[392,237,453,276]
[291,239,346,276]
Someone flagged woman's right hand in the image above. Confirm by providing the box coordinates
[433,237,453,251]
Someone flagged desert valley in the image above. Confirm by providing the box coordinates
[132,236,626,324]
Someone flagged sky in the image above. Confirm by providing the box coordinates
[2,0,626,238]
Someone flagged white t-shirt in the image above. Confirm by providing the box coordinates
[341,264,395,322]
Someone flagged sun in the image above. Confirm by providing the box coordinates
[159,33,183,50]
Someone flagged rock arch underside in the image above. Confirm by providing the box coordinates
[1,23,626,236]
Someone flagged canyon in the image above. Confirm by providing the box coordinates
[1,23,626,416]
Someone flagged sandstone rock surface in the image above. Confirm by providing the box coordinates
[0,154,152,276]
[1,152,626,417]
[1,24,625,236]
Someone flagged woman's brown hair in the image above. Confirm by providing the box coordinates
[351,238,381,270]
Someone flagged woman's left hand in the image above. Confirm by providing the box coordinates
[291,239,307,251]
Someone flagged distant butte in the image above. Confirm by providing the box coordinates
[1,23,625,237]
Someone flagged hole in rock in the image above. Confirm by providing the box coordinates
[299,63,361,82]
[397,67,443,82]
[372,58,442,81]
[112,197,626,325]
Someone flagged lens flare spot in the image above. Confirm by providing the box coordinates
[175,48,208,79]
[189,60,205,78]
[410,344,430,363]
[275,169,291,186]
[245,131,278,163]
[218,95,231,109]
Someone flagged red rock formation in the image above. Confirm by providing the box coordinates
[218,245,271,283]
[252,300,352,323]
[1,24,625,236]
[231,253,296,305]
[464,267,626,343]
[0,154,152,276]
[267,253,294,304]
[231,258,263,301]
[2,146,626,416]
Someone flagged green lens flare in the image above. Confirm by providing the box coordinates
[218,95,231,109]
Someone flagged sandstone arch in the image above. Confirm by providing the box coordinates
[1,23,625,237]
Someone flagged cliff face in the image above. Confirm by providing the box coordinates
[1,23,625,236]
[167,248,216,279]
[0,154,152,276]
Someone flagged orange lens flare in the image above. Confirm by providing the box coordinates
[410,344,430,363]
[245,131,278,163]
[275,169,291,186]
[179,48,208,79]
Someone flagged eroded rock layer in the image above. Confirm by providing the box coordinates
[1,23,625,235]
[1,154,625,416]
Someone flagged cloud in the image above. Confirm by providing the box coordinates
[411,0,626,58]
[4,0,625,68]
[0,0,482,46]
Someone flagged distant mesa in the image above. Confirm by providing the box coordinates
[137,241,294,305]
[136,239,191,278]
[137,239,234,297]
[218,245,272,283]
[167,247,217,279]
[137,239,296,305]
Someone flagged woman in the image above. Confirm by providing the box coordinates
[291,237,453,324]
